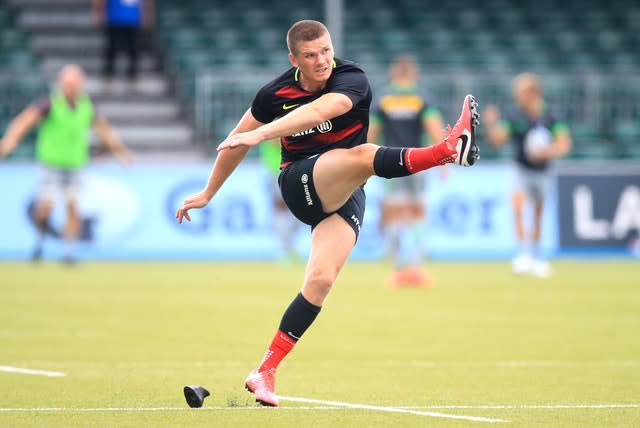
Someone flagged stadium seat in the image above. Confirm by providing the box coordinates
[571,122,601,146]
[613,121,640,143]
[147,0,639,159]
[573,143,617,159]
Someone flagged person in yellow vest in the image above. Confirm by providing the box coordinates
[0,64,133,263]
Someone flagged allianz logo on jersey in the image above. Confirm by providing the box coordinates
[290,120,332,137]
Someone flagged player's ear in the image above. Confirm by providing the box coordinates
[288,52,298,68]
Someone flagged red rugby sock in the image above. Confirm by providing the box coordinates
[257,330,296,373]
[403,141,456,174]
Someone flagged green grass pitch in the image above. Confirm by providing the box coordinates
[1,260,639,427]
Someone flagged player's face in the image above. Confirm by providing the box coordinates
[514,85,539,111]
[289,33,334,86]
[59,67,85,99]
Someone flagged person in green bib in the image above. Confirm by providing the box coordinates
[0,64,133,262]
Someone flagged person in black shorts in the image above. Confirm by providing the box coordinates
[176,20,480,407]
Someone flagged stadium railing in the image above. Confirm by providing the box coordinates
[193,71,640,160]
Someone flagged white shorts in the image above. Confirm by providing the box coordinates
[39,165,82,202]
[513,164,550,202]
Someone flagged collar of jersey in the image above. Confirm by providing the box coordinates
[390,83,418,94]
[294,60,337,82]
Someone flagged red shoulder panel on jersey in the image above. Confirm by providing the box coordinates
[309,121,364,144]
[275,86,311,99]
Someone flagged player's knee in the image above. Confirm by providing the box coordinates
[350,143,377,160]
[304,267,338,298]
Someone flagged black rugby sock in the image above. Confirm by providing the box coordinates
[279,292,322,342]
[373,146,412,179]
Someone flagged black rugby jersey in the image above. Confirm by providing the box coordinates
[251,58,372,167]
[502,107,569,171]
[372,84,440,148]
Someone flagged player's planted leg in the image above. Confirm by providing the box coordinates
[246,215,355,406]
[245,292,321,407]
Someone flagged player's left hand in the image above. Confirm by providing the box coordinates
[176,191,211,224]
[217,130,264,151]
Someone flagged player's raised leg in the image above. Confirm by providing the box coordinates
[314,94,480,213]
[245,214,356,406]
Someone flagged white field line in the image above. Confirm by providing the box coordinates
[0,403,508,423]
[0,403,637,414]
[279,396,509,423]
[0,365,66,377]
[399,404,640,410]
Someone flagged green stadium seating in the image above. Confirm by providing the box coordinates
[613,121,640,143]
[0,1,47,161]
[150,0,639,158]
[571,142,618,160]
[155,0,640,74]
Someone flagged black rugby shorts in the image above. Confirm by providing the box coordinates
[278,154,366,241]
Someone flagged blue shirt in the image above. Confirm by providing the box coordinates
[107,0,141,27]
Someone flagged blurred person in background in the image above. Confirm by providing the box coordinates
[259,138,299,262]
[176,20,479,407]
[484,73,571,277]
[0,65,133,263]
[92,0,155,86]
[368,55,445,289]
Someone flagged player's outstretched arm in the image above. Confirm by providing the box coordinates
[0,106,41,159]
[176,108,264,224]
[217,93,352,151]
[93,116,134,165]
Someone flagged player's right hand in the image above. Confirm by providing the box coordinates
[217,129,264,151]
[176,191,211,224]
